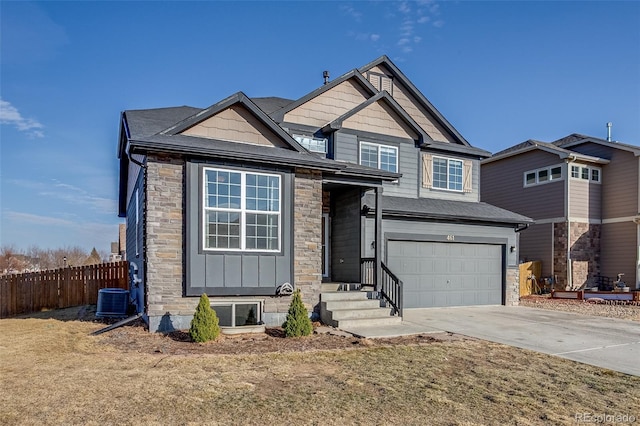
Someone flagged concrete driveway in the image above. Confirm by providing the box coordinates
[403,306,640,376]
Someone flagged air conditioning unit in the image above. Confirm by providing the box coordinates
[96,288,130,318]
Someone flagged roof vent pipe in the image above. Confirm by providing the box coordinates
[606,122,612,142]
[323,70,330,85]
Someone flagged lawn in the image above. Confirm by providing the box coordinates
[1,309,638,425]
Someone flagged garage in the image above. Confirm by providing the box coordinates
[387,240,503,308]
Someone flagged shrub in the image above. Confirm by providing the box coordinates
[189,294,220,343]
[282,289,313,337]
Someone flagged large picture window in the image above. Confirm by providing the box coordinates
[359,142,398,173]
[203,168,280,251]
[433,157,463,191]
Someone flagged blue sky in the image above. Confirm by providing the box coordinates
[1,1,639,252]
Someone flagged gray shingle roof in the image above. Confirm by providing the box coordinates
[362,194,532,225]
[251,97,293,115]
[124,106,201,138]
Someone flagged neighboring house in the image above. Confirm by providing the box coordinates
[481,134,640,290]
[117,56,530,332]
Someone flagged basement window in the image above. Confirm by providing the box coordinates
[211,301,262,327]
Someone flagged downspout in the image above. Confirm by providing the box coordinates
[126,141,147,316]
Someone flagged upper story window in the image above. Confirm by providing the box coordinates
[433,156,463,191]
[524,165,563,187]
[203,167,281,252]
[293,134,327,154]
[422,153,472,193]
[570,165,601,183]
[360,142,398,173]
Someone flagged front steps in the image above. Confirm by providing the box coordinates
[320,286,402,329]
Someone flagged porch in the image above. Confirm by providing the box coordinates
[319,180,403,328]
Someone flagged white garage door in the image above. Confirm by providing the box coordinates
[387,241,503,309]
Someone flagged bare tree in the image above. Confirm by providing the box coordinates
[0,245,29,274]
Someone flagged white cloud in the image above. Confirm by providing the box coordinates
[4,211,74,227]
[417,16,430,24]
[370,34,380,42]
[398,38,410,46]
[3,210,121,251]
[340,4,362,22]
[0,99,44,138]
[433,20,445,28]
[398,1,411,14]
[9,178,117,213]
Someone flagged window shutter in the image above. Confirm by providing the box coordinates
[368,73,381,91]
[422,153,433,189]
[380,76,393,95]
[463,160,473,193]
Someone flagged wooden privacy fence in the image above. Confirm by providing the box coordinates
[0,261,129,318]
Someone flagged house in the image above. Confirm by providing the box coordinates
[117,56,531,332]
[481,134,640,290]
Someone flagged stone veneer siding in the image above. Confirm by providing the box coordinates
[506,266,519,306]
[263,168,323,324]
[144,158,324,331]
[145,155,199,332]
[553,222,601,290]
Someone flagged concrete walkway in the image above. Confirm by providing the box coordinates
[342,305,640,376]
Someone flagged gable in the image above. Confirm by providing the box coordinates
[283,78,370,127]
[180,105,289,148]
[341,99,419,140]
[363,64,458,144]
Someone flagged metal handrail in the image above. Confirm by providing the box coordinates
[361,258,403,317]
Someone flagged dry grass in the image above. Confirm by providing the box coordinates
[1,311,639,425]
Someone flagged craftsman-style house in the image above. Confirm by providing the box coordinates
[118,56,530,332]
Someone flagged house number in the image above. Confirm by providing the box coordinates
[446,235,455,241]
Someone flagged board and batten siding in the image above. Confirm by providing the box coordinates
[185,161,293,296]
[569,178,601,220]
[283,79,370,128]
[420,152,480,202]
[481,150,565,220]
[331,188,362,282]
[600,221,637,288]
[518,223,553,277]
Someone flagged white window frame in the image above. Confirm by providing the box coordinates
[293,134,328,154]
[523,164,564,187]
[432,156,463,192]
[570,165,601,183]
[202,167,281,252]
[359,142,399,173]
[211,300,263,327]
